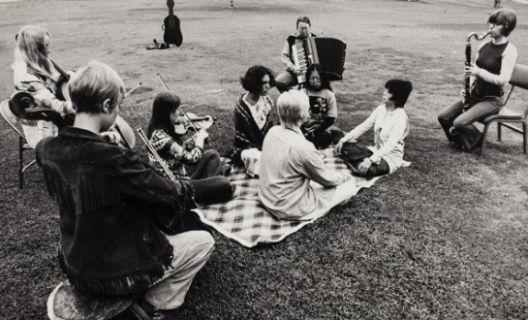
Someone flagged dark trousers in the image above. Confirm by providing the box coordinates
[304,128,345,149]
[339,142,390,177]
[189,177,233,205]
[185,149,223,179]
[186,149,233,205]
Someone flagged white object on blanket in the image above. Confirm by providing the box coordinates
[241,148,261,177]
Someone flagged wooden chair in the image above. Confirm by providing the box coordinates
[479,64,528,155]
[0,99,40,189]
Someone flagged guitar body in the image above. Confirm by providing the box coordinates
[163,0,182,47]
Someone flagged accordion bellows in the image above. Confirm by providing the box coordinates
[292,37,347,83]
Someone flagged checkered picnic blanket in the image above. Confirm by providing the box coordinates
[193,148,382,247]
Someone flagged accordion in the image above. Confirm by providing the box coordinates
[291,37,347,84]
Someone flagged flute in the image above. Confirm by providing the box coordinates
[464,31,490,106]
[136,127,177,182]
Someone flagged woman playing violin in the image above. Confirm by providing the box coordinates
[147,92,235,205]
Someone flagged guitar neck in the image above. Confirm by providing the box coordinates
[50,59,70,80]
[167,0,175,16]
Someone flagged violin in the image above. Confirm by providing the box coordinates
[158,73,218,137]
[49,59,140,149]
[163,0,183,47]
[173,112,216,135]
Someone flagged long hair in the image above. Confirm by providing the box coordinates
[305,64,332,92]
[13,25,55,83]
[147,91,180,138]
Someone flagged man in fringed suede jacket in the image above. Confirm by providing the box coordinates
[36,61,214,320]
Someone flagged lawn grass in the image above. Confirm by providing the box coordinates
[1,0,528,319]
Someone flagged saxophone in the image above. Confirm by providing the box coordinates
[464,31,491,106]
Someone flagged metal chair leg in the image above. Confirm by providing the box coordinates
[497,122,502,141]
[19,136,24,189]
[479,122,493,156]
[523,122,527,154]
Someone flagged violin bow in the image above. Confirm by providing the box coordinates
[126,82,142,97]
[136,127,178,182]
[157,73,199,132]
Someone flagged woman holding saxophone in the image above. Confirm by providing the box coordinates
[438,8,517,152]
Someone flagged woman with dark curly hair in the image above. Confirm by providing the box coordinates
[231,65,276,176]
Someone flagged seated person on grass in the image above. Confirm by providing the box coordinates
[36,61,214,320]
[147,91,235,205]
[300,63,345,149]
[335,79,413,177]
[231,65,275,176]
[259,90,356,221]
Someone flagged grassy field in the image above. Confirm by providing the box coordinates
[1,0,528,319]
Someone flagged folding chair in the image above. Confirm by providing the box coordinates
[479,64,528,155]
[1,99,56,189]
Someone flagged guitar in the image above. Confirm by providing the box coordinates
[163,0,183,47]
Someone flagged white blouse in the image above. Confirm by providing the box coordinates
[242,94,272,130]
[343,104,410,173]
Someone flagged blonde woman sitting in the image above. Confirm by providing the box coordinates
[259,90,357,221]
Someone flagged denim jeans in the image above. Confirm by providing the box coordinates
[143,231,215,310]
[437,97,502,150]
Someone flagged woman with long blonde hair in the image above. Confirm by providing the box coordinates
[12,25,73,115]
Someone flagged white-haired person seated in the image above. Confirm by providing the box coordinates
[258,90,357,221]
[335,79,413,177]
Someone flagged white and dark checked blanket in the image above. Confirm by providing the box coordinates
[193,148,382,247]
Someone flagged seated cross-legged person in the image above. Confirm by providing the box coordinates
[300,63,345,149]
[147,91,235,205]
[335,79,413,177]
[259,90,356,221]
[36,61,214,320]
[231,65,276,176]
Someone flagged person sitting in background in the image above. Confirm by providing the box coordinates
[36,61,214,320]
[301,63,345,149]
[12,25,75,139]
[335,79,413,177]
[275,16,316,93]
[231,65,275,176]
[259,90,356,221]
[148,91,235,205]
[437,8,517,152]
[11,24,135,148]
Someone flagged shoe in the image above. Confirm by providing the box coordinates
[222,165,232,177]
[229,184,237,200]
[141,300,178,320]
